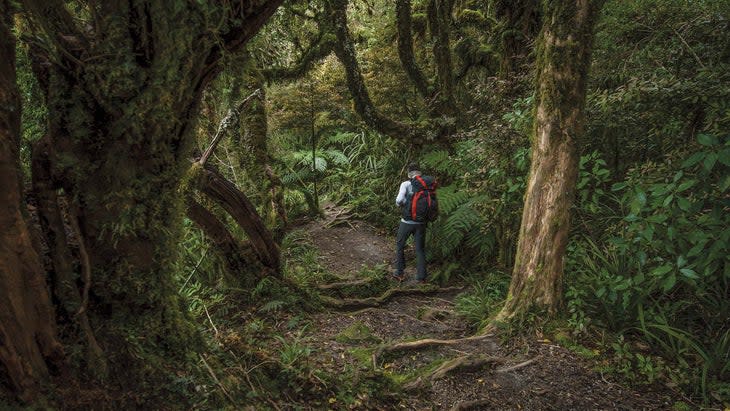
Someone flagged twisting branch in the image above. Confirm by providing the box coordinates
[199,89,261,166]
[21,0,88,65]
[262,32,336,82]
[427,0,457,115]
[197,166,281,272]
[326,0,415,140]
[396,0,431,99]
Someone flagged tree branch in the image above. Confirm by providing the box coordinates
[396,0,431,99]
[326,0,415,140]
[262,31,336,82]
[199,89,261,166]
[195,165,280,273]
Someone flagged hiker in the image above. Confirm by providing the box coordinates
[393,163,438,283]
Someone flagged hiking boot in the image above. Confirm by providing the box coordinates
[415,278,428,285]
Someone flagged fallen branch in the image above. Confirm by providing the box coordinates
[321,286,464,310]
[200,354,237,405]
[495,356,540,373]
[403,354,503,391]
[198,89,261,166]
[373,333,493,367]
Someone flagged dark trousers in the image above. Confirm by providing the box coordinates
[395,221,426,280]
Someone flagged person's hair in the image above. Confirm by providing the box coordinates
[406,162,421,178]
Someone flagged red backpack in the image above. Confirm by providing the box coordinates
[403,175,439,222]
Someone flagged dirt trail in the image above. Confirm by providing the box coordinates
[301,205,681,410]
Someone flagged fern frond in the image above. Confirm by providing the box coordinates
[437,185,471,214]
[259,300,285,313]
[324,149,349,166]
[421,150,453,175]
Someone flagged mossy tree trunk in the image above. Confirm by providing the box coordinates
[427,0,457,115]
[237,56,287,240]
[19,0,282,389]
[0,2,64,401]
[496,0,603,321]
[494,0,541,75]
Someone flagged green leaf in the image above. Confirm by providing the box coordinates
[682,152,705,168]
[663,194,674,207]
[614,281,630,291]
[677,197,691,211]
[704,152,718,171]
[697,134,718,146]
[611,182,627,191]
[673,171,683,183]
[719,148,730,166]
[647,214,667,224]
[652,264,673,277]
[687,242,705,257]
[662,273,677,292]
[680,268,698,279]
[722,176,730,193]
[642,225,655,241]
[676,180,697,192]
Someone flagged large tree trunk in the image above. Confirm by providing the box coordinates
[427,0,457,115]
[20,0,282,387]
[0,2,64,401]
[496,0,603,321]
[238,57,288,240]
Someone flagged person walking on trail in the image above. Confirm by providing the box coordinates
[393,163,438,283]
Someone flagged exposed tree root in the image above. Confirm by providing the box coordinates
[321,286,463,310]
[373,333,493,366]
[403,354,504,391]
[316,277,373,291]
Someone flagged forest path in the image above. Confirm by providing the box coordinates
[298,204,679,410]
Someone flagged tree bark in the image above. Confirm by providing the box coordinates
[427,0,457,115]
[196,165,281,273]
[496,0,603,321]
[20,0,283,387]
[494,0,540,75]
[0,2,64,401]
[185,197,262,284]
[238,56,288,240]
[31,136,106,378]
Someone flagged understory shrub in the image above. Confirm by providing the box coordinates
[565,134,729,401]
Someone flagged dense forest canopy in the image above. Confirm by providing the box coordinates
[1,0,728,408]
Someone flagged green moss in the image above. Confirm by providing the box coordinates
[384,357,448,386]
[335,321,382,344]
